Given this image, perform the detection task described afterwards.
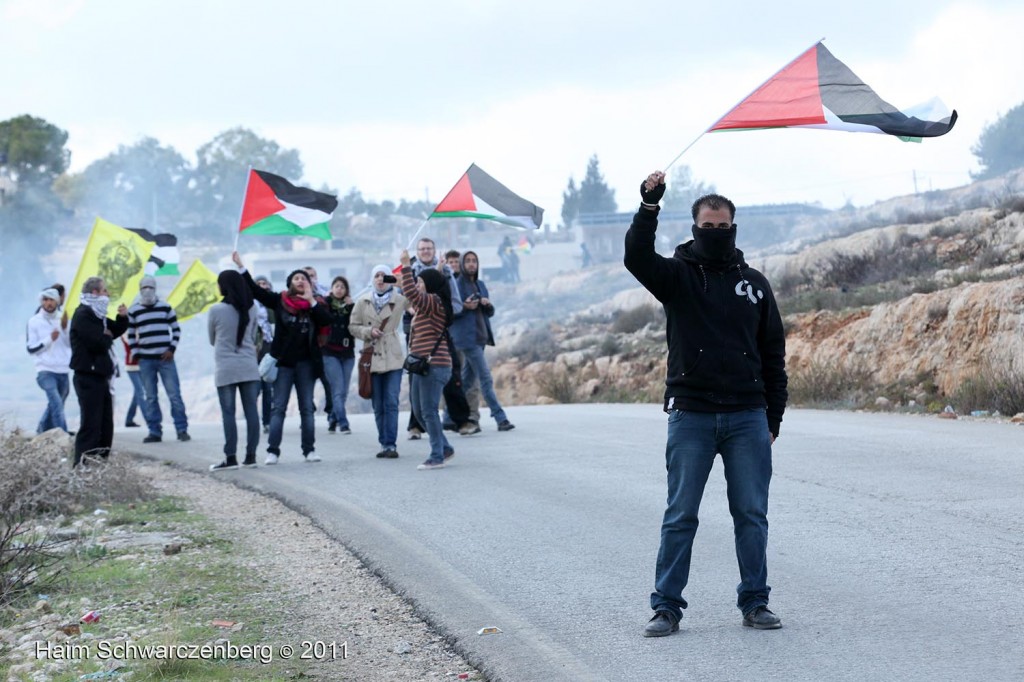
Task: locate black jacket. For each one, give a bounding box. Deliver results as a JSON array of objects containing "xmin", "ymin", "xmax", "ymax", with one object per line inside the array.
[
  {"xmin": 244, "ymin": 270, "xmax": 331, "ymax": 368},
  {"xmin": 69, "ymin": 304, "xmax": 128, "ymax": 376},
  {"xmin": 624, "ymin": 207, "xmax": 788, "ymax": 436}
]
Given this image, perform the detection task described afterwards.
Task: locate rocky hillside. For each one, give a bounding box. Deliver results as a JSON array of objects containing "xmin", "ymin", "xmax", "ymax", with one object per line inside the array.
[{"xmin": 487, "ymin": 172, "xmax": 1024, "ymax": 415}]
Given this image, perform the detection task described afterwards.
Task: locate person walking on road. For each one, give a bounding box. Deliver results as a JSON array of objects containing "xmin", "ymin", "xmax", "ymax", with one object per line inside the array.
[
  {"xmin": 350, "ymin": 265, "xmax": 410, "ymax": 458},
  {"xmin": 208, "ymin": 270, "xmax": 262, "ymax": 472},
  {"xmin": 624, "ymin": 171, "xmax": 788, "ymax": 636},
  {"xmin": 234, "ymin": 251, "xmax": 331, "ymax": 465}
]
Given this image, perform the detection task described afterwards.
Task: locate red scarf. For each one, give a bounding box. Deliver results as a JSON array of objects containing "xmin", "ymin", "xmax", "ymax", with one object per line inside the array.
[{"xmin": 281, "ymin": 292, "xmax": 312, "ymax": 315}]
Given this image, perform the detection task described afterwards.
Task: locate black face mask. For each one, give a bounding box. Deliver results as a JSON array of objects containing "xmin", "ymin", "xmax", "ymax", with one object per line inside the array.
[{"xmin": 691, "ymin": 224, "xmax": 737, "ymax": 262}]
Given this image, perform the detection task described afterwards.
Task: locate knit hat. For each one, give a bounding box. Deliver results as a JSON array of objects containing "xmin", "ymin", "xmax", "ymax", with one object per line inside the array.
[
  {"xmin": 139, "ymin": 276, "xmax": 157, "ymax": 290},
  {"xmin": 286, "ymin": 269, "xmax": 309, "ymax": 290},
  {"xmin": 40, "ymin": 287, "xmax": 60, "ymax": 302},
  {"xmin": 254, "ymin": 274, "xmax": 270, "ymax": 285}
]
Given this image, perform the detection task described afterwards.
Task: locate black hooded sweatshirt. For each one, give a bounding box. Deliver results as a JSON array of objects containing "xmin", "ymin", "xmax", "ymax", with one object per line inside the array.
[{"xmin": 624, "ymin": 207, "xmax": 788, "ymax": 437}]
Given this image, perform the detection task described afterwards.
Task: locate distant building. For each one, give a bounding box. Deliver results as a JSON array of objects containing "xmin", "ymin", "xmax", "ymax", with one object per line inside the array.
[{"xmin": 242, "ymin": 241, "xmax": 366, "ymax": 291}]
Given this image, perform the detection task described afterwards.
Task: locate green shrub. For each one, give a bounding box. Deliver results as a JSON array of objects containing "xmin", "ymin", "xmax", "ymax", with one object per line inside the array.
[
  {"xmin": 612, "ymin": 305, "xmax": 662, "ymax": 334},
  {"xmin": 787, "ymin": 359, "xmax": 876, "ymax": 407},
  {"xmin": 952, "ymin": 364, "xmax": 1024, "ymax": 415},
  {"xmin": 537, "ymin": 368, "xmax": 578, "ymax": 403}
]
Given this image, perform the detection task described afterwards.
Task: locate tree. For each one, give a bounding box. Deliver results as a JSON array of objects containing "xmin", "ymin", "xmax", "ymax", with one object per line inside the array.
[
  {"xmin": 188, "ymin": 127, "xmax": 303, "ymax": 238},
  {"xmin": 60, "ymin": 137, "xmax": 191, "ymax": 230},
  {"xmin": 662, "ymin": 165, "xmax": 716, "ymax": 216},
  {"xmin": 0, "ymin": 115, "xmax": 69, "ymax": 188},
  {"xmin": 971, "ymin": 102, "xmax": 1024, "ymax": 180},
  {"xmin": 577, "ymin": 155, "xmax": 617, "ymax": 214},
  {"xmin": 560, "ymin": 177, "xmax": 580, "ymax": 230},
  {"xmin": 0, "ymin": 115, "xmax": 71, "ymax": 298}
]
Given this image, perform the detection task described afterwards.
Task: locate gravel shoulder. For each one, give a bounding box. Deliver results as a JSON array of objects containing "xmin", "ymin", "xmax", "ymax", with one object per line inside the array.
[{"xmin": 143, "ymin": 461, "xmax": 484, "ymax": 681}]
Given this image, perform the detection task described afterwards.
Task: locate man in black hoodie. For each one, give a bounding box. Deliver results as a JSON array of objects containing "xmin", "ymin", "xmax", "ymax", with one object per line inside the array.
[{"xmin": 624, "ymin": 171, "xmax": 788, "ymax": 637}]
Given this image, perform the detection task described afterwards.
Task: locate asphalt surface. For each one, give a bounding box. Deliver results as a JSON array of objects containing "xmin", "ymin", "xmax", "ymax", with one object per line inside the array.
[{"xmin": 122, "ymin": 405, "xmax": 1024, "ymax": 682}]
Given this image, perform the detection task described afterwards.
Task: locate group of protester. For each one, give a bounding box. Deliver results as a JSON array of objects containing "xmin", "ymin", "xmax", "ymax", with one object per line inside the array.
[
  {"xmin": 27, "ymin": 237, "xmax": 515, "ymax": 473},
  {"xmin": 30, "ymin": 173, "xmax": 791, "ymax": 635}
]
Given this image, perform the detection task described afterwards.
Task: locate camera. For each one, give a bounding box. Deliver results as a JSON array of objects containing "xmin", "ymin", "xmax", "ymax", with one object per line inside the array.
[{"xmin": 382, "ymin": 274, "xmax": 397, "ymax": 284}]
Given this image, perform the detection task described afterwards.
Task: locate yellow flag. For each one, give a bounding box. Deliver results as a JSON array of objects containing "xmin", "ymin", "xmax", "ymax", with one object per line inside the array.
[
  {"xmin": 67, "ymin": 217, "xmax": 155, "ymax": 318},
  {"xmin": 166, "ymin": 260, "xmax": 221, "ymax": 322}
]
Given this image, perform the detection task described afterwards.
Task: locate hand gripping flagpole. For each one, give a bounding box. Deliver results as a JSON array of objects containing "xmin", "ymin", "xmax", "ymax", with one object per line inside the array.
[{"xmin": 663, "ymin": 38, "xmax": 825, "ymax": 173}]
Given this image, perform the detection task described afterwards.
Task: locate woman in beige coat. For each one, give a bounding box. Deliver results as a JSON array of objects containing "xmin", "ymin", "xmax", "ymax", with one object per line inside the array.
[{"xmin": 350, "ymin": 265, "xmax": 410, "ymax": 458}]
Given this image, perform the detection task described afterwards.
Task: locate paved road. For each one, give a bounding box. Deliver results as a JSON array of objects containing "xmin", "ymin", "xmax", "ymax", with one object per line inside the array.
[{"xmin": 124, "ymin": 405, "xmax": 1024, "ymax": 682}]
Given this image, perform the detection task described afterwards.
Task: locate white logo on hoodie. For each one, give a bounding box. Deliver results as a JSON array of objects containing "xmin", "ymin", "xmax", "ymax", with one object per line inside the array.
[{"xmin": 735, "ymin": 280, "xmax": 763, "ymax": 304}]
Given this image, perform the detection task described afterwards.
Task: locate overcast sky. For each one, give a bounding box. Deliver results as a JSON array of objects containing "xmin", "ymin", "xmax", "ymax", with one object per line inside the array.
[{"xmin": 3, "ymin": 0, "xmax": 1022, "ymax": 222}]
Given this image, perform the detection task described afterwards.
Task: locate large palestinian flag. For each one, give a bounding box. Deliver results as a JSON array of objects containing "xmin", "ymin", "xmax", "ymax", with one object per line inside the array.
[
  {"xmin": 126, "ymin": 228, "xmax": 179, "ymax": 276},
  {"xmin": 238, "ymin": 170, "xmax": 338, "ymax": 240},
  {"xmin": 709, "ymin": 42, "xmax": 957, "ymax": 141},
  {"xmin": 431, "ymin": 164, "xmax": 544, "ymax": 229}
]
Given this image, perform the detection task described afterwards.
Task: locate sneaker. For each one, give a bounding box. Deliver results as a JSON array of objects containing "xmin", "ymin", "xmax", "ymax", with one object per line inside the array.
[
  {"xmin": 177, "ymin": 431, "xmax": 191, "ymax": 442},
  {"xmin": 408, "ymin": 429, "xmax": 423, "ymax": 440},
  {"xmin": 443, "ymin": 446, "xmax": 455, "ymax": 461},
  {"xmin": 643, "ymin": 611, "xmax": 680, "ymax": 638},
  {"xmin": 305, "ymin": 452, "xmax": 322, "ymax": 462},
  {"xmin": 125, "ymin": 421, "xmax": 140, "ymax": 428},
  {"xmin": 143, "ymin": 434, "xmax": 162, "ymax": 443},
  {"xmin": 442, "ymin": 421, "xmax": 458, "ymax": 432},
  {"xmin": 265, "ymin": 453, "xmax": 279, "ymax": 466},
  {"xmin": 497, "ymin": 420, "xmax": 515, "ymax": 432},
  {"xmin": 742, "ymin": 606, "xmax": 782, "ymax": 630},
  {"xmin": 209, "ymin": 460, "xmax": 239, "ymax": 472},
  {"xmin": 242, "ymin": 457, "xmax": 258, "ymax": 469},
  {"xmin": 459, "ymin": 423, "xmax": 481, "ymax": 436},
  {"xmin": 381, "ymin": 448, "xmax": 399, "ymax": 459},
  {"xmin": 416, "ymin": 459, "xmax": 446, "ymax": 470},
  {"xmin": 339, "ymin": 427, "xmax": 352, "ymax": 435},
  {"xmin": 328, "ymin": 422, "xmax": 337, "ymax": 433}
]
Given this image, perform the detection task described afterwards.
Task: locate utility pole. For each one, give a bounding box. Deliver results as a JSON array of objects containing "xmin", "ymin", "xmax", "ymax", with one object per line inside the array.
[{"xmin": 912, "ymin": 170, "xmax": 919, "ymax": 194}]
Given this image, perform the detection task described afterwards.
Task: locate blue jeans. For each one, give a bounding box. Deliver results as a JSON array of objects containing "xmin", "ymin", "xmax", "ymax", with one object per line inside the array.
[
  {"xmin": 322, "ymin": 355, "xmax": 354, "ymax": 430},
  {"xmin": 371, "ymin": 369, "xmax": 403, "ymax": 450},
  {"xmin": 125, "ymin": 370, "xmax": 149, "ymax": 425},
  {"xmin": 409, "ymin": 364, "xmax": 452, "ymax": 463},
  {"xmin": 652, "ymin": 408, "xmax": 773, "ymax": 618},
  {"xmin": 217, "ymin": 381, "xmax": 261, "ymax": 460},
  {"xmin": 138, "ymin": 358, "xmax": 189, "ymax": 436},
  {"xmin": 268, "ymin": 360, "xmax": 316, "ymax": 456},
  {"xmin": 461, "ymin": 345, "xmax": 507, "ymax": 424},
  {"xmin": 36, "ymin": 371, "xmax": 70, "ymax": 433},
  {"xmin": 259, "ymin": 378, "xmax": 274, "ymax": 427}
]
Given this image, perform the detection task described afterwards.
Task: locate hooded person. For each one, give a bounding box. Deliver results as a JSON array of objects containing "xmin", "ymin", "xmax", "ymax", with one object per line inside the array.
[
  {"xmin": 27, "ymin": 287, "xmax": 73, "ymax": 434},
  {"xmin": 207, "ymin": 270, "xmax": 261, "ymax": 472},
  {"xmin": 349, "ymin": 264, "xmax": 410, "ymax": 458},
  {"xmin": 232, "ymin": 251, "xmax": 332, "ymax": 464},
  {"xmin": 127, "ymin": 274, "xmax": 190, "ymax": 443},
  {"xmin": 451, "ymin": 250, "xmax": 515, "ymax": 433}
]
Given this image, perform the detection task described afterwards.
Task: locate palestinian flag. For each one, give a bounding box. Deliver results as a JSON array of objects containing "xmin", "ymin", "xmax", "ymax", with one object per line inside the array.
[
  {"xmin": 431, "ymin": 164, "xmax": 544, "ymax": 229},
  {"xmin": 238, "ymin": 170, "xmax": 338, "ymax": 240},
  {"xmin": 709, "ymin": 42, "xmax": 957, "ymax": 142},
  {"xmin": 126, "ymin": 228, "xmax": 179, "ymax": 276}
]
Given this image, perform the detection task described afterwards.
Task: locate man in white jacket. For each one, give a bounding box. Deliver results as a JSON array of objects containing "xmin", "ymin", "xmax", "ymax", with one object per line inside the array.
[{"xmin": 26, "ymin": 287, "xmax": 72, "ymax": 434}]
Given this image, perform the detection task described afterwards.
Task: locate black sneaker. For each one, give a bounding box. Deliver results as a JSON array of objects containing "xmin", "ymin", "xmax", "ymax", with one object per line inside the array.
[
  {"xmin": 210, "ymin": 460, "xmax": 239, "ymax": 472},
  {"xmin": 143, "ymin": 434, "xmax": 162, "ymax": 443},
  {"xmin": 497, "ymin": 420, "xmax": 515, "ymax": 432},
  {"xmin": 177, "ymin": 431, "xmax": 191, "ymax": 442},
  {"xmin": 242, "ymin": 456, "xmax": 258, "ymax": 468},
  {"xmin": 643, "ymin": 611, "xmax": 679, "ymax": 637},
  {"xmin": 742, "ymin": 606, "xmax": 782, "ymax": 630},
  {"xmin": 328, "ymin": 422, "xmax": 337, "ymax": 433},
  {"xmin": 125, "ymin": 421, "xmax": 140, "ymax": 428},
  {"xmin": 381, "ymin": 448, "xmax": 399, "ymax": 459},
  {"xmin": 443, "ymin": 446, "xmax": 455, "ymax": 461}
]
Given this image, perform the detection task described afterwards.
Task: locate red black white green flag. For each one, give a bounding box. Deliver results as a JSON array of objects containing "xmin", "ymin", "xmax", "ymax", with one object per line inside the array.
[
  {"xmin": 709, "ymin": 41, "xmax": 957, "ymax": 142},
  {"xmin": 431, "ymin": 164, "xmax": 544, "ymax": 229},
  {"xmin": 238, "ymin": 170, "xmax": 338, "ymax": 240}
]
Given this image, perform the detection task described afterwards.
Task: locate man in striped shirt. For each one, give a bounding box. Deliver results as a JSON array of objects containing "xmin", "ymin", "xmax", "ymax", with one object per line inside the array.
[{"xmin": 127, "ymin": 276, "xmax": 190, "ymax": 443}]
